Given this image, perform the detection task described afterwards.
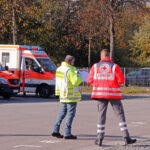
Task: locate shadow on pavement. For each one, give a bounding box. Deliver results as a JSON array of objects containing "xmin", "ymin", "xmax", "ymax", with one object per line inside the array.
[
  {"xmin": 82, "ymin": 94, "xmax": 150, "ymax": 101},
  {"xmin": 77, "ymin": 134, "xmax": 150, "ymax": 149},
  {"xmin": 123, "ymin": 94, "xmax": 150, "ymax": 100},
  {"xmin": 0, "ymin": 94, "xmax": 59, "ymax": 104},
  {"xmin": 0, "ymin": 93, "xmax": 150, "ymax": 104},
  {"xmin": 77, "ymin": 134, "xmax": 96, "ymax": 140},
  {"xmin": 0, "ymin": 94, "xmax": 91, "ymax": 104},
  {"xmin": 76, "ymin": 134, "xmax": 150, "ymax": 141},
  {"xmin": 77, "ymin": 134, "xmax": 125, "ymax": 141},
  {"xmin": 0, "ymin": 133, "xmax": 150, "ymax": 149}
]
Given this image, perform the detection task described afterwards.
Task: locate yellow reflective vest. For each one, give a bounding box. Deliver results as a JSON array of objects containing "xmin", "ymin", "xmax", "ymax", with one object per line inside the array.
[{"xmin": 55, "ymin": 62, "xmax": 82, "ymax": 103}]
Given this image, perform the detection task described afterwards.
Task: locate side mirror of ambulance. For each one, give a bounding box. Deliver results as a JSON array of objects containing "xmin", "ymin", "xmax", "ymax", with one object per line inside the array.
[
  {"xmin": 35, "ymin": 67, "xmax": 43, "ymax": 74},
  {"xmin": 39, "ymin": 67, "xmax": 44, "ymax": 74}
]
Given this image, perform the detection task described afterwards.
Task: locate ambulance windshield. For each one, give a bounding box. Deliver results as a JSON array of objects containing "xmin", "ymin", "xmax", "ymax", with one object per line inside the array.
[{"xmin": 37, "ymin": 58, "xmax": 57, "ymax": 71}]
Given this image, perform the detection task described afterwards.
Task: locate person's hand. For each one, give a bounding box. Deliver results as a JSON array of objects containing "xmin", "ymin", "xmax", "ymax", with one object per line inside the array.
[{"xmin": 75, "ymin": 70, "xmax": 79, "ymax": 74}]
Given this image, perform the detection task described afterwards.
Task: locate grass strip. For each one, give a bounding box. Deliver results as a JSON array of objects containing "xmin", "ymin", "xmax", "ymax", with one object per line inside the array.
[{"xmin": 82, "ymin": 86, "xmax": 150, "ymax": 94}]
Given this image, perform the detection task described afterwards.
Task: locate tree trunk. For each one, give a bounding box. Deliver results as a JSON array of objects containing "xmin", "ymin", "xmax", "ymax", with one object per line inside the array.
[
  {"xmin": 88, "ymin": 37, "xmax": 91, "ymax": 68},
  {"xmin": 109, "ymin": 15, "xmax": 114, "ymax": 60},
  {"xmin": 12, "ymin": 3, "xmax": 17, "ymax": 44}
]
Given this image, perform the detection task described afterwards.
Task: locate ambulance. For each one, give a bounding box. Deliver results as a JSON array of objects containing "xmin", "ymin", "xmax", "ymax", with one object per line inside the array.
[{"xmin": 0, "ymin": 45, "xmax": 57, "ymax": 98}]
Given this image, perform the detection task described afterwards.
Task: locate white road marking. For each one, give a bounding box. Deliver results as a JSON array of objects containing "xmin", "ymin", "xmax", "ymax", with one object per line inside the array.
[
  {"xmin": 131, "ymin": 122, "xmax": 145, "ymax": 125},
  {"xmin": 40, "ymin": 140, "xmax": 61, "ymax": 144},
  {"xmin": 13, "ymin": 145, "xmax": 41, "ymax": 148}
]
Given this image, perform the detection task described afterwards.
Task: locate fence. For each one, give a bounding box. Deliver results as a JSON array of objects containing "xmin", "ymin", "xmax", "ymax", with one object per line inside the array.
[{"xmin": 78, "ymin": 67, "xmax": 150, "ymax": 87}]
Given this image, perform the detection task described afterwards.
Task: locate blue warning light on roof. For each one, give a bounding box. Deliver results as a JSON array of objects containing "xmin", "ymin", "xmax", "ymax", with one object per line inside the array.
[
  {"xmin": 38, "ymin": 47, "xmax": 42, "ymax": 51},
  {"xmin": 28, "ymin": 46, "xmax": 32, "ymax": 50}
]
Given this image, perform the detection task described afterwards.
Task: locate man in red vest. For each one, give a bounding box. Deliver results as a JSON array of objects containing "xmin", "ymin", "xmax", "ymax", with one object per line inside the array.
[{"xmin": 88, "ymin": 49, "xmax": 136, "ymax": 146}]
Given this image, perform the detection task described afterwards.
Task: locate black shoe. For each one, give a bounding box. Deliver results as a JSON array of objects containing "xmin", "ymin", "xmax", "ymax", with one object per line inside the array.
[
  {"xmin": 95, "ymin": 138, "xmax": 103, "ymax": 146},
  {"xmin": 52, "ymin": 132, "xmax": 63, "ymax": 138},
  {"xmin": 64, "ymin": 134, "xmax": 77, "ymax": 139},
  {"xmin": 124, "ymin": 137, "xmax": 136, "ymax": 145}
]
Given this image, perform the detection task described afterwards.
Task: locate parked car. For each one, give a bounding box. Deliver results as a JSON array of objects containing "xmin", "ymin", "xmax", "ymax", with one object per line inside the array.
[
  {"xmin": 125, "ymin": 68, "xmax": 150, "ymax": 86},
  {"xmin": 0, "ymin": 64, "xmax": 20, "ymax": 99}
]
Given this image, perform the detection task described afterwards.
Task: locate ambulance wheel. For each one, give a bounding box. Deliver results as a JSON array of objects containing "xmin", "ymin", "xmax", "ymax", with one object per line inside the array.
[
  {"xmin": 39, "ymin": 85, "xmax": 51, "ymax": 98},
  {"xmin": 3, "ymin": 94, "xmax": 11, "ymax": 99}
]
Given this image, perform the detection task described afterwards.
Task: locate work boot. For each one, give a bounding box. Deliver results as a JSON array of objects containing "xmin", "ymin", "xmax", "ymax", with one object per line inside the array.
[
  {"xmin": 95, "ymin": 138, "xmax": 103, "ymax": 146},
  {"xmin": 52, "ymin": 132, "xmax": 63, "ymax": 138},
  {"xmin": 124, "ymin": 137, "xmax": 136, "ymax": 145}
]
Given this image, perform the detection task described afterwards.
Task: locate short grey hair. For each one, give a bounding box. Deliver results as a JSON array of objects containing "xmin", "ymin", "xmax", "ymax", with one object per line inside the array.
[
  {"xmin": 101, "ymin": 49, "xmax": 110, "ymax": 57},
  {"xmin": 64, "ymin": 55, "xmax": 75, "ymax": 64}
]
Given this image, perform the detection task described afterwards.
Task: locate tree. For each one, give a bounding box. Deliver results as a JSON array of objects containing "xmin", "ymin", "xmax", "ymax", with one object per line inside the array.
[
  {"xmin": 129, "ymin": 17, "xmax": 150, "ymax": 67},
  {"xmin": 0, "ymin": 0, "xmax": 44, "ymax": 44},
  {"xmin": 76, "ymin": 0, "xmax": 108, "ymax": 67},
  {"xmin": 98, "ymin": 0, "xmax": 150, "ymax": 60},
  {"xmin": 0, "ymin": 0, "xmax": 150, "ymax": 67},
  {"xmin": 113, "ymin": 4, "xmax": 147, "ymax": 66}
]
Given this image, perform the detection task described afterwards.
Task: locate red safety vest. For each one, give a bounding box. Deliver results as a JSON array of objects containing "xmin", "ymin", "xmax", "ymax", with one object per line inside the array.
[{"xmin": 88, "ymin": 58, "xmax": 124, "ymax": 99}]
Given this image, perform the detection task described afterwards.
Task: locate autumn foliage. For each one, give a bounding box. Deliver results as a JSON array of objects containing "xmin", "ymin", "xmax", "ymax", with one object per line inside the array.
[{"xmin": 0, "ymin": 0, "xmax": 150, "ymax": 67}]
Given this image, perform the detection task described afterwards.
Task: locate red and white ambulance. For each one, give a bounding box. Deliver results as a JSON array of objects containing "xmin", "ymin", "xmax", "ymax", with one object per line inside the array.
[{"xmin": 0, "ymin": 45, "xmax": 56, "ymax": 98}]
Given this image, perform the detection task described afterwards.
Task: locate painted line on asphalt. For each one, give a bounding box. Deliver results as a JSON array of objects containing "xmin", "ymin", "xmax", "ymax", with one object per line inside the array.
[
  {"xmin": 13, "ymin": 145, "xmax": 42, "ymax": 148},
  {"xmin": 128, "ymin": 121, "xmax": 145, "ymax": 127},
  {"xmin": 40, "ymin": 140, "xmax": 61, "ymax": 144},
  {"xmin": 131, "ymin": 122, "xmax": 145, "ymax": 125}
]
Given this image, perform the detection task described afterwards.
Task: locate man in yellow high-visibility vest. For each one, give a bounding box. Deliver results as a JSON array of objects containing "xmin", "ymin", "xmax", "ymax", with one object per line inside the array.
[{"xmin": 52, "ymin": 55, "xmax": 82, "ymax": 139}]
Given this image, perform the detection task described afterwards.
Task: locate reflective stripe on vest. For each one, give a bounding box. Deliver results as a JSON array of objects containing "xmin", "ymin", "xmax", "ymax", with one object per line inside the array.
[
  {"xmin": 92, "ymin": 92, "xmax": 122, "ymax": 96},
  {"xmin": 93, "ymin": 87, "xmax": 120, "ymax": 91},
  {"xmin": 56, "ymin": 71, "xmax": 65, "ymax": 78},
  {"xmin": 60, "ymin": 97, "xmax": 81, "ymax": 101}
]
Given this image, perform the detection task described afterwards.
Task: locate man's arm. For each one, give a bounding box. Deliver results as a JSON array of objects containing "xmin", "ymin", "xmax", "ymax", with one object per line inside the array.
[
  {"xmin": 115, "ymin": 65, "xmax": 125, "ymax": 86},
  {"xmin": 68, "ymin": 69, "xmax": 82, "ymax": 86},
  {"xmin": 88, "ymin": 65, "xmax": 95, "ymax": 85}
]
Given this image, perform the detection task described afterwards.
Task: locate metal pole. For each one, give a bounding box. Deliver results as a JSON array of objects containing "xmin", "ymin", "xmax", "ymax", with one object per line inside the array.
[{"xmin": 124, "ymin": 67, "xmax": 126, "ymax": 86}]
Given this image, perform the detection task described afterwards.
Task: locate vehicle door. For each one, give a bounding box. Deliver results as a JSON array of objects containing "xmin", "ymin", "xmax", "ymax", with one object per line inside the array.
[{"xmin": 21, "ymin": 57, "xmax": 44, "ymax": 92}]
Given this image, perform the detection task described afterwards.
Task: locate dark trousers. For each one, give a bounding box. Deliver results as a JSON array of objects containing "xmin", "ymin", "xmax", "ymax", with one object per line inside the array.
[{"xmin": 97, "ymin": 99, "xmax": 130, "ymax": 139}]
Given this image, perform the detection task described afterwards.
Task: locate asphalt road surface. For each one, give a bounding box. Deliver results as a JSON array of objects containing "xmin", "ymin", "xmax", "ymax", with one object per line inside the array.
[{"xmin": 0, "ymin": 93, "xmax": 150, "ymax": 150}]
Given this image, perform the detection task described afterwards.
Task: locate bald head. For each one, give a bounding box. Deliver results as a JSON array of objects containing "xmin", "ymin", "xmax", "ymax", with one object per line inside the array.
[
  {"xmin": 64, "ymin": 55, "xmax": 75, "ymax": 66},
  {"xmin": 100, "ymin": 49, "xmax": 110, "ymax": 59}
]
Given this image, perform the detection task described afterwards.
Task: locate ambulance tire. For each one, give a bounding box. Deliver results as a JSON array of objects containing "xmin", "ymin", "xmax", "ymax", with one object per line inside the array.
[
  {"xmin": 3, "ymin": 94, "xmax": 11, "ymax": 99},
  {"xmin": 39, "ymin": 85, "xmax": 51, "ymax": 98}
]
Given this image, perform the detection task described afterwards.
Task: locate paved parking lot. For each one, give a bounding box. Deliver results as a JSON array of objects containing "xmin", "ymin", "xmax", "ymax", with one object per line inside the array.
[{"xmin": 0, "ymin": 94, "xmax": 150, "ymax": 150}]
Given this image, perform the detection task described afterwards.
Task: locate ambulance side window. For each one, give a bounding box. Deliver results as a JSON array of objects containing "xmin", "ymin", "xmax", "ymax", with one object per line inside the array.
[
  {"xmin": 2, "ymin": 52, "xmax": 9, "ymax": 67},
  {"xmin": 25, "ymin": 58, "xmax": 39, "ymax": 72}
]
